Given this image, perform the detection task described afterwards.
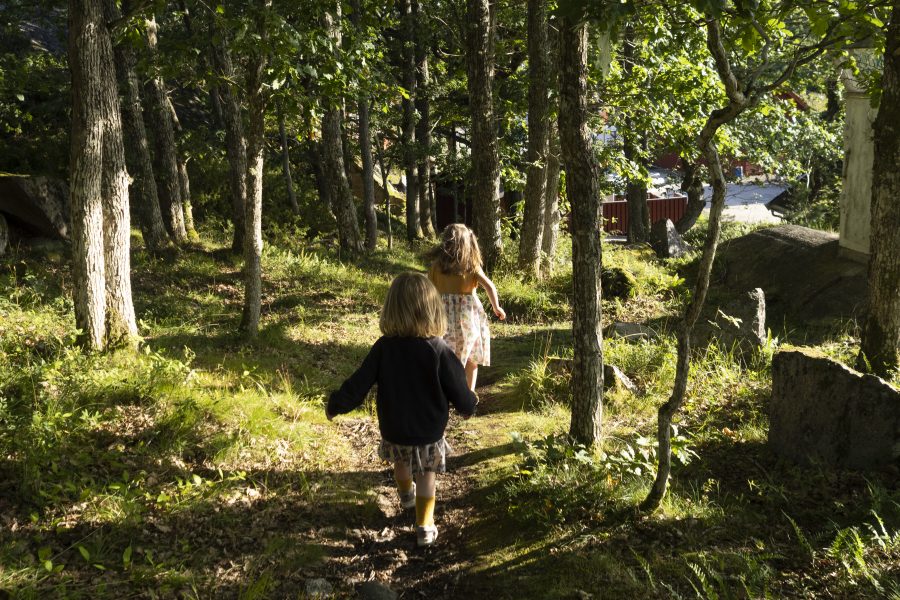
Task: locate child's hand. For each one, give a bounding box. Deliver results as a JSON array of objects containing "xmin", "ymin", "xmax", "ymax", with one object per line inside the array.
[{"xmin": 494, "ymin": 306, "xmax": 506, "ymax": 320}]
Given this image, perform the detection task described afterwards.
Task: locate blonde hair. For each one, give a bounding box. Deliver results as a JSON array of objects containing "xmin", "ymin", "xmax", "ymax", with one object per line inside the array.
[
  {"xmin": 426, "ymin": 223, "xmax": 483, "ymax": 276},
  {"xmin": 380, "ymin": 272, "xmax": 447, "ymax": 338}
]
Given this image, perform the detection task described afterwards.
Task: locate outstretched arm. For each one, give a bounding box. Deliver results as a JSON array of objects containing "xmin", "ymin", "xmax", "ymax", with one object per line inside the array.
[
  {"xmin": 475, "ymin": 266, "xmax": 506, "ymax": 320},
  {"xmin": 327, "ymin": 339, "xmax": 382, "ymax": 419}
]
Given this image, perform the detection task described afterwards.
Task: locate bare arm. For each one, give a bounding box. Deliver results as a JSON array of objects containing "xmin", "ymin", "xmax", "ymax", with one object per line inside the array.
[{"xmin": 475, "ymin": 267, "xmax": 506, "ymax": 320}]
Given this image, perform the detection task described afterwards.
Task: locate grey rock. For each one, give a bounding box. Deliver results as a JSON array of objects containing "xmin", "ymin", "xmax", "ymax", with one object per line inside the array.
[
  {"xmin": 605, "ymin": 322, "xmax": 659, "ymax": 342},
  {"xmin": 0, "ymin": 176, "xmax": 70, "ymax": 239},
  {"xmin": 305, "ymin": 578, "xmax": 333, "ymax": 598},
  {"xmin": 768, "ymin": 349, "xmax": 900, "ymax": 469},
  {"xmin": 694, "ymin": 288, "xmax": 767, "ymax": 352},
  {"xmin": 650, "ymin": 218, "xmax": 688, "ymax": 258},
  {"xmin": 604, "ymin": 363, "xmax": 639, "ymax": 395},
  {"xmin": 546, "ymin": 357, "xmax": 573, "ymax": 376},
  {"xmin": 0, "ymin": 212, "xmax": 7, "ymax": 256},
  {"xmin": 358, "ymin": 581, "xmax": 397, "ymax": 600}
]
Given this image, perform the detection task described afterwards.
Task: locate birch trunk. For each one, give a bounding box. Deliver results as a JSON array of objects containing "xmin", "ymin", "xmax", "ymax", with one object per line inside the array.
[
  {"xmin": 559, "ymin": 17, "xmax": 603, "ymax": 446},
  {"xmin": 541, "ymin": 121, "xmax": 561, "ymax": 277},
  {"xmin": 376, "ymin": 133, "xmax": 393, "ymax": 249}
]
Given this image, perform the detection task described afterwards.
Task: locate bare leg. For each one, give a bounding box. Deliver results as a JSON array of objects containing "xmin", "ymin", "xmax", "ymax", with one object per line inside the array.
[
  {"xmin": 394, "ymin": 461, "xmax": 412, "ymax": 490},
  {"xmin": 465, "ymin": 361, "xmax": 478, "ymax": 391}
]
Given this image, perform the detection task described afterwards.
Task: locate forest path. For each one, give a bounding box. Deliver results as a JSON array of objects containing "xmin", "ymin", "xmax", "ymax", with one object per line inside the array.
[{"xmin": 325, "ymin": 382, "xmax": 506, "ymax": 598}]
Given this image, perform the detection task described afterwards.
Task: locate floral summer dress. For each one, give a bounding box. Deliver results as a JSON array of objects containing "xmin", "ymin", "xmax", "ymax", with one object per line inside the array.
[{"xmin": 428, "ymin": 265, "xmax": 491, "ymax": 367}]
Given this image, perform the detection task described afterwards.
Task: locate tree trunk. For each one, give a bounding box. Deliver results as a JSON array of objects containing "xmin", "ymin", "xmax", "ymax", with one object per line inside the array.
[
  {"xmin": 99, "ymin": 12, "xmax": 137, "ymax": 346},
  {"xmin": 399, "ymin": 0, "xmax": 421, "ymax": 242},
  {"xmin": 358, "ymin": 96, "xmax": 378, "ymax": 250},
  {"xmin": 642, "ymin": 19, "xmax": 755, "ymax": 512},
  {"xmin": 68, "ymin": 0, "xmax": 108, "ymax": 350},
  {"xmin": 622, "ymin": 25, "xmax": 650, "ymax": 244},
  {"xmin": 179, "ymin": 160, "xmax": 199, "ymax": 242},
  {"xmin": 308, "ymin": 139, "xmax": 332, "ymax": 214},
  {"xmin": 350, "ymin": 0, "xmax": 377, "ymax": 250},
  {"xmin": 449, "ymin": 130, "xmax": 461, "ymax": 223},
  {"xmin": 239, "ymin": 0, "xmax": 271, "ymax": 340},
  {"xmin": 541, "ymin": 120, "xmax": 561, "ymax": 277},
  {"xmin": 466, "ymin": 0, "xmax": 502, "ymax": 273},
  {"xmin": 518, "ymin": 0, "xmax": 549, "ymax": 278},
  {"xmin": 858, "ymin": 5, "xmax": 900, "ymax": 377},
  {"xmin": 107, "ymin": 0, "xmax": 169, "ymax": 253},
  {"xmin": 323, "ymin": 5, "xmax": 363, "ymax": 256},
  {"xmin": 376, "ymin": 132, "xmax": 393, "ymax": 249},
  {"xmin": 211, "ymin": 21, "xmax": 248, "ymax": 255},
  {"xmin": 414, "ymin": 0, "xmax": 434, "ymax": 239},
  {"xmin": 278, "ymin": 103, "xmax": 300, "ymax": 213},
  {"xmin": 144, "ymin": 15, "xmax": 187, "ymax": 244},
  {"xmin": 559, "ymin": 17, "xmax": 603, "ymax": 447},
  {"xmin": 675, "ymin": 161, "xmax": 705, "ymax": 234}
]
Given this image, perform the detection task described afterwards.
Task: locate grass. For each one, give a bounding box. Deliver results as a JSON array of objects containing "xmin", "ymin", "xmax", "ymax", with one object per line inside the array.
[{"xmin": 1, "ymin": 223, "xmax": 898, "ymax": 598}]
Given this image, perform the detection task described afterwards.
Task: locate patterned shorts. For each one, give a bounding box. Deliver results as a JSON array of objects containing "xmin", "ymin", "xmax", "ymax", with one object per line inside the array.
[
  {"xmin": 378, "ymin": 437, "xmax": 452, "ymax": 474},
  {"xmin": 442, "ymin": 293, "xmax": 491, "ymax": 367}
]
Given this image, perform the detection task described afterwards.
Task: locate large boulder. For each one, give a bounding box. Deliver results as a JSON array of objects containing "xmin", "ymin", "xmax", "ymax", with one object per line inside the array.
[
  {"xmin": 768, "ymin": 348, "xmax": 900, "ymax": 469},
  {"xmin": 0, "ymin": 175, "xmax": 70, "ymax": 239},
  {"xmin": 650, "ymin": 218, "xmax": 689, "ymax": 259},
  {"xmin": 605, "ymin": 322, "xmax": 659, "ymax": 342}
]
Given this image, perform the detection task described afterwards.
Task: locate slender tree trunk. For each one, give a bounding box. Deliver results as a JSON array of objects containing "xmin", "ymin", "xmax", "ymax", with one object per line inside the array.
[
  {"xmin": 559, "ymin": 17, "xmax": 603, "ymax": 446},
  {"xmin": 178, "ymin": 160, "xmax": 199, "ymax": 242},
  {"xmin": 106, "ymin": 0, "xmax": 169, "ymax": 253},
  {"xmin": 858, "ymin": 5, "xmax": 900, "ymax": 377},
  {"xmin": 211, "ymin": 21, "xmax": 248, "ymax": 254},
  {"xmin": 323, "ymin": 5, "xmax": 363, "ymax": 256},
  {"xmin": 541, "ymin": 120, "xmax": 561, "ymax": 277},
  {"xmin": 449, "ymin": 130, "xmax": 461, "ymax": 222},
  {"xmin": 99, "ymin": 15, "xmax": 137, "ymax": 346},
  {"xmin": 466, "ymin": 0, "xmax": 502, "ymax": 273},
  {"xmin": 414, "ymin": 0, "xmax": 434, "ymax": 239},
  {"xmin": 622, "ymin": 25, "xmax": 650, "ymax": 243},
  {"xmin": 358, "ymin": 98, "xmax": 378, "ymax": 250},
  {"xmin": 278, "ymin": 103, "xmax": 300, "ymax": 213},
  {"xmin": 518, "ymin": 0, "xmax": 549, "ymax": 278},
  {"xmin": 675, "ymin": 161, "xmax": 705, "ymax": 234},
  {"xmin": 69, "ymin": 0, "xmax": 108, "ymax": 350},
  {"xmin": 144, "ymin": 15, "xmax": 187, "ymax": 244},
  {"xmin": 309, "ymin": 139, "xmax": 332, "ymax": 214},
  {"xmin": 399, "ymin": 0, "xmax": 421, "ymax": 241},
  {"xmin": 376, "ymin": 132, "xmax": 393, "ymax": 249},
  {"xmin": 350, "ymin": 0, "xmax": 378, "ymax": 250},
  {"xmin": 642, "ymin": 19, "xmax": 756, "ymax": 512},
  {"xmin": 239, "ymin": 0, "xmax": 271, "ymax": 339}
]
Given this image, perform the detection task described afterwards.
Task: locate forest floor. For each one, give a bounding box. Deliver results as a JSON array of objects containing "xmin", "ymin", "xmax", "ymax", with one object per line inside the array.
[{"xmin": 1, "ymin": 224, "xmax": 899, "ymax": 599}]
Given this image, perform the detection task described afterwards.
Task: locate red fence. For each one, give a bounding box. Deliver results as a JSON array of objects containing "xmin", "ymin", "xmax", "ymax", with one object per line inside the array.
[{"xmin": 601, "ymin": 195, "xmax": 688, "ymax": 234}]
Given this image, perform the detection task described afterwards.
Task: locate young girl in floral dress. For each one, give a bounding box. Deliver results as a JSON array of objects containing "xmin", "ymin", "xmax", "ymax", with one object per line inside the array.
[
  {"xmin": 427, "ymin": 224, "xmax": 506, "ymax": 391},
  {"xmin": 327, "ymin": 272, "xmax": 477, "ymax": 547}
]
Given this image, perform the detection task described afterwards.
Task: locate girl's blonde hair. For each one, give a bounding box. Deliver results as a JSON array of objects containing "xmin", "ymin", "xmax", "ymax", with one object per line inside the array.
[
  {"xmin": 426, "ymin": 223, "xmax": 483, "ymax": 276},
  {"xmin": 380, "ymin": 272, "xmax": 447, "ymax": 338}
]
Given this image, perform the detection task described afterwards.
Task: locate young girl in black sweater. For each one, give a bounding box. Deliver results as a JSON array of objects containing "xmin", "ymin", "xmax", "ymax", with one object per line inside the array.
[{"xmin": 327, "ymin": 272, "xmax": 477, "ymax": 547}]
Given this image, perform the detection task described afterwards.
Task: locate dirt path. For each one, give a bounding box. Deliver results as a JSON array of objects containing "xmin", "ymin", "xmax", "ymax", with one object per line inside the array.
[{"xmin": 325, "ymin": 389, "xmax": 496, "ymax": 599}]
